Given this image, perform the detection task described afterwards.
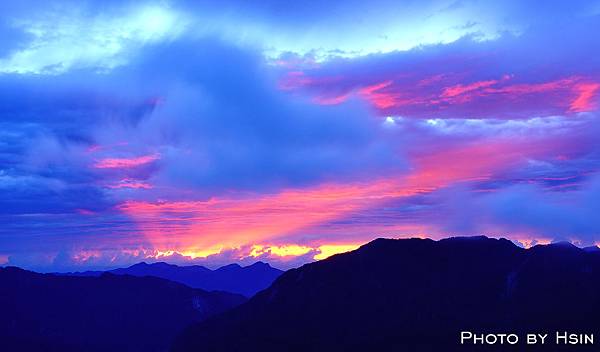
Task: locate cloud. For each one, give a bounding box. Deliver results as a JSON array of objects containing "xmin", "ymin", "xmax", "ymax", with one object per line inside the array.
[
  {"xmin": 279, "ymin": 17, "xmax": 600, "ymax": 119},
  {"xmin": 98, "ymin": 39, "xmax": 407, "ymax": 193},
  {"xmin": 436, "ymin": 174, "xmax": 600, "ymax": 245},
  {"xmin": 0, "ymin": 2, "xmax": 189, "ymax": 73},
  {"xmin": 3, "ymin": 0, "xmax": 597, "ymax": 72},
  {"xmin": 0, "ymin": 36, "xmax": 407, "ymax": 269},
  {"xmin": 0, "ymin": 36, "xmax": 407, "ymax": 209},
  {"xmin": 94, "ymin": 153, "xmax": 160, "ymax": 169},
  {"xmin": 0, "ymin": 20, "xmax": 33, "ymax": 58}
]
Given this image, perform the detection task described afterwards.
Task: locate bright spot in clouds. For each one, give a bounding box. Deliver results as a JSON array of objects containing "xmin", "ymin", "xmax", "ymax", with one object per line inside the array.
[
  {"xmin": 314, "ymin": 244, "xmax": 362, "ymax": 260},
  {"xmin": 0, "ymin": 4, "xmax": 187, "ymax": 73}
]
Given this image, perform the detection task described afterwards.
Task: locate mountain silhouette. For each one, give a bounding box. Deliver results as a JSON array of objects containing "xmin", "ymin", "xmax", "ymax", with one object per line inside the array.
[
  {"xmin": 65, "ymin": 261, "xmax": 282, "ymax": 297},
  {"xmin": 173, "ymin": 236, "xmax": 600, "ymax": 352},
  {"xmin": 0, "ymin": 267, "xmax": 246, "ymax": 352}
]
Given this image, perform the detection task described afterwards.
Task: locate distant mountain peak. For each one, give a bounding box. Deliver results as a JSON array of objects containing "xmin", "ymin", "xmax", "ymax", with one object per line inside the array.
[
  {"xmin": 246, "ymin": 261, "xmax": 272, "ymax": 268},
  {"xmin": 62, "ymin": 260, "xmax": 283, "ymax": 297},
  {"xmin": 217, "ymin": 263, "xmax": 242, "ymax": 270},
  {"xmin": 548, "ymin": 240, "xmax": 579, "ymax": 248},
  {"xmin": 150, "ymin": 261, "xmax": 177, "ymax": 267},
  {"xmin": 532, "ymin": 240, "xmax": 582, "ymax": 250}
]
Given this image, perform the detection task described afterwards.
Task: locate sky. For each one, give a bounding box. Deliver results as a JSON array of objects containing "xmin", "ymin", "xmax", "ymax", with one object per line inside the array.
[{"xmin": 1, "ymin": 0, "xmax": 600, "ymax": 271}]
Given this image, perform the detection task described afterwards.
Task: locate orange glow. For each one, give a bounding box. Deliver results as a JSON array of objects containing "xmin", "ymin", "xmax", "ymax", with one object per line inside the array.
[
  {"xmin": 118, "ymin": 183, "xmax": 388, "ymax": 250},
  {"xmin": 0, "ymin": 254, "xmax": 8, "ymax": 265},
  {"xmin": 118, "ymin": 170, "xmax": 455, "ymax": 252},
  {"xmin": 118, "ymin": 136, "xmax": 564, "ymax": 255}
]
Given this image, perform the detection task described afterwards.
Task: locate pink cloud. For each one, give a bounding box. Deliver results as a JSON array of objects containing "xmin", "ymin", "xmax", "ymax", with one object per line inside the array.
[
  {"xmin": 115, "ymin": 132, "xmax": 573, "ymax": 256},
  {"xmin": 93, "ymin": 153, "xmax": 160, "ymax": 169},
  {"xmin": 441, "ymin": 79, "xmax": 499, "ymax": 98},
  {"xmin": 86, "ymin": 144, "xmax": 102, "ymax": 153},
  {"xmin": 358, "ymin": 81, "xmax": 398, "ymax": 109},
  {"xmin": 313, "ymin": 93, "xmax": 350, "ymax": 105},
  {"xmin": 570, "ymin": 82, "xmax": 600, "ymax": 112},
  {"xmin": 106, "ymin": 178, "xmax": 153, "ymax": 189},
  {"xmin": 282, "ymin": 67, "xmax": 600, "ymax": 118}
]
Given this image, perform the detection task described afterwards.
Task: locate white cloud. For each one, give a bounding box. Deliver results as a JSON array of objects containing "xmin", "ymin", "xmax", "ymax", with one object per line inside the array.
[
  {"xmin": 0, "ymin": 0, "xmax": 525, "ymax": 74},
  {"xmin": 0, "ymin": 4, "xmax": 188, "ymax": 74}
]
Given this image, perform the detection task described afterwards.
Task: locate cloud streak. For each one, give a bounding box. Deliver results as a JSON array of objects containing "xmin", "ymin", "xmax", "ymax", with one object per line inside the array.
[{"xmin": 94, "ymin": 154, "xmax": 160, "ymax": 169}]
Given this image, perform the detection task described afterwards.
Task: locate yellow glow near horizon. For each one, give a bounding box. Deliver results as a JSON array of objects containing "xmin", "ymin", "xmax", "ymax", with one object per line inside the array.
[
  {"xmin": 314, "ymin": 244, "xmax": 361, "ymax": 260},
  {"xmin": 153, "ymin": 246, "xmax": 223, "ymax": 259},
  {"xmin": 249, "ymin": 244, "xmax": 313, "ymax": 258},
  {"xmin": 179, "ymin": 247, "xmax": 223, "ymax": 259},
  {"xmin": 149, "ymin": 242, "xmax": 364, "ymax": 262},
  {"xmin": 108, "ymin": 240, "xmax": 369, "ymax": 267}
]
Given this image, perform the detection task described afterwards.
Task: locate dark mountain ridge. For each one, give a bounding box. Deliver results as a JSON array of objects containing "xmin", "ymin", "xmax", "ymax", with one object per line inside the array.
[
  {"xmin": 0, "ymin": 267, "xmax": 246, "ymax": 352},
  {"xmin": 64, "ymin": 261, "xmax": 283, "ymax": 297},
  {"xmin": 173, "ymin": 236, "xmax": 600, "ymax": 351}
]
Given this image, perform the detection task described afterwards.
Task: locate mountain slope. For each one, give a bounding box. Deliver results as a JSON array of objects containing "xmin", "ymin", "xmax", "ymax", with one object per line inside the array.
[
  {"xmin": 66, "ymin": 261, "xmax": 283, "ymax": 297},
  {"xmin": 173, "ymin": 236, "xmax": 600, "ymax": 352},
  {"xmin": 0, "ymin": 267, "xmax": 246, "ymax": 352}
]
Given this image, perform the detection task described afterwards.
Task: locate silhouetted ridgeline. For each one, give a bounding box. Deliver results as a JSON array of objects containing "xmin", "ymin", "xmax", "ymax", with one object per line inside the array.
[
  {"xmin": 0, "ymin": 268, "xmax": 246, "ymax": 352},
  {"xmin": 173, "ymin": 237, "xmax": 600, "ymax": 352},
  {"xmin": 64, "ymin": 261, "xmax": 283, "ymax": 297}
]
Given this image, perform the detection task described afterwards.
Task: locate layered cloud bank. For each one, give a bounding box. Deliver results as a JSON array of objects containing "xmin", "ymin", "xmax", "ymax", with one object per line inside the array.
[{"xmin": 1, "ymin": 0, "xmax": 600, "ymax": 271}]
